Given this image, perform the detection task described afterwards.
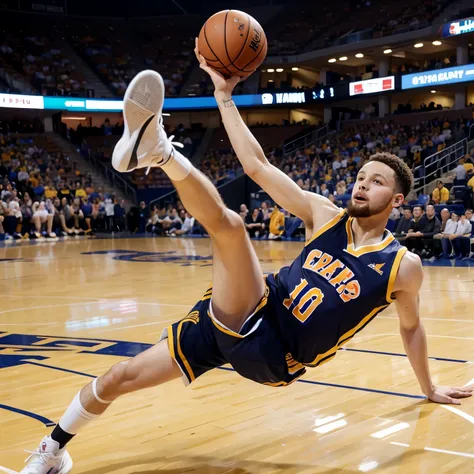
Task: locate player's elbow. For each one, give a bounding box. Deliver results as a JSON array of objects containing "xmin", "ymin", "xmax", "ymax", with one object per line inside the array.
[{"xmin": 243, "ymin": 157, "xmax": 268, "ymax": 178}]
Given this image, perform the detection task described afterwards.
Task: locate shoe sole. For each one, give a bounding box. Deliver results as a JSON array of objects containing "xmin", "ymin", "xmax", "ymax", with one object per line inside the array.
[
  {"xmin": 57, "ymin": 450, "xmax": 73, "ymax": 474},
  {"xmin": 112, "ymin": 70, "xmax": 165, "ymax": 172}
]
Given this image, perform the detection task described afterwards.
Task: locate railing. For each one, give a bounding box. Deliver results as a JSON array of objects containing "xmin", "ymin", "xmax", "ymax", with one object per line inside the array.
[
  {"xmin": 413, "ymin": 138, "xmax": 467, "ymax": 194},
  {"xmin": 86, "ymin": 149, "xmax": 137, "ymax": 203},
  {"xmin": 283, "ymin": 124, "xmax": 329, "ymax": 155}
]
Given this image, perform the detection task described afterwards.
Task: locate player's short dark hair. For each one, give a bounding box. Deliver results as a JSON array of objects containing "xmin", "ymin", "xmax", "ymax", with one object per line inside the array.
[{"xmin": 368, "ymin": 152, "xmax": 414, "ymax": 198}]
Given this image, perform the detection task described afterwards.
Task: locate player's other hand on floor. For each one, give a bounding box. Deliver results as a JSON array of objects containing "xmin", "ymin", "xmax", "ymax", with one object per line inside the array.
[
  {"xmin": 194, "ymin": 38, "xmax": 240, "ymax": 96},
  {"xmin": 427, "ymin": 385, "xmax": 473, "ymax": 405}
]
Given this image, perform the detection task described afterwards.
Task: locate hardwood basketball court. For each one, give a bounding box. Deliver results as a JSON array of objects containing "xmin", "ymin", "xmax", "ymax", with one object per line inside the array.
[{"xmin": 0, "ymin": 237, "xmax": 473, "ymax": 473}]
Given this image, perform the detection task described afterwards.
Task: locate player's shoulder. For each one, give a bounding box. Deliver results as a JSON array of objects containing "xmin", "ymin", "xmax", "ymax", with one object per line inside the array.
[{"xmin": 394, "ymin": 249, "xmax": 423, "ymax": 292}]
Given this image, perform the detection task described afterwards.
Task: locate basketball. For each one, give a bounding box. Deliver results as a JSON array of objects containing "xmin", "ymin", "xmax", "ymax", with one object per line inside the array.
[{"xmin": 198, "ymin": 10, "xmax": 267, "ymax": 79}]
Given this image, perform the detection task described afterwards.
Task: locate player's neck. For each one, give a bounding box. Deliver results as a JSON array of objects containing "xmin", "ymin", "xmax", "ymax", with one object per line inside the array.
[{"xmin": 351, "ymin": 216, "xmax": 388, "ymax": 247}]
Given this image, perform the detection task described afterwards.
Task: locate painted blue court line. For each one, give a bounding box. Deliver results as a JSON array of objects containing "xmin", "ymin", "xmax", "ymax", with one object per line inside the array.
[
  {"xmin": 0, "ymin": 404, "xmax": 55, "ymax": 427},
  {"xmin": 340, "ymin": 347, "xmax": 469, "ymax": 364},
  {"xmin": 216, "ymin": 366, "xmax": 426, "ymax": 399},
  {"xmin": 28, "ymin": 361, "xmax": 96, "ymax": 378}
]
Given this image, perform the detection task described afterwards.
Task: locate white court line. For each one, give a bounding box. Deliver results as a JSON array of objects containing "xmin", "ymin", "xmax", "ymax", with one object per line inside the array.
[
  {"xmin": 379, "ymin": 316, "xmax": 474, "ymax": 323},
  {"xmin": 424, "ymin": 447, "xmax": 474, "ymax": 459},
  {"xmin": 441, "ymin": 405, "xmax": 474, "ymax": 425},
  {"xmin": 0, "ymin": 466, "xmax": 19, "ymax": 474},
  {"xmin": 0, "ymin": 302, "xmax": 101, "ymax": 316},
  {"xmin": 390, "ymin": 442, "xmax": 474, "ymax": 459},
  {"xmin": 0, "ymin": 301, "xmax": 192, "ymax": 319},
  {"xmin": 0, "ymin": 295, "xmax": 192, "ymax": 308},
  {"xmin": 463, "ymin": 377, "xmax": 474, "ymax": 387},
  {"xmin": 93, "ymin": 316, "xmax": 183, "ymax": 333},
  {"xmin": 350, "ymin": 332, "xmax": 474, "ymax": 342}
]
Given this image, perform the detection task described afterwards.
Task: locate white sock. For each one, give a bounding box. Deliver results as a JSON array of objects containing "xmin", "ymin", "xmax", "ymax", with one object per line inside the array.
[
  {"xmin": 161, "ymin": 149, "xmax": 192, "ymax": 181},
  {"xmin": 58, "ymin": 391, "xmax": 100, "ymax": 435}
]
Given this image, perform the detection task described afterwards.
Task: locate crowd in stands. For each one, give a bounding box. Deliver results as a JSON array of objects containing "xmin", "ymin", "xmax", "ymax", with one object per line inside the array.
[
  {"xmin": 0, "ymin": 126, "xmax": 127, "ymax": 241},
  {"xmin": 0, "ymin": 28, "xmax": 87, "ymax": 96},
  {"xmin": 391, "ymin": 205, "xmax": 474, "ymax": 260}
]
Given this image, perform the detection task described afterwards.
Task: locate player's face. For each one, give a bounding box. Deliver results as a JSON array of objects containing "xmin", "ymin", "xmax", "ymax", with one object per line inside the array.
[{"xmin": 348, "ymin": 162, "xmax": 403, "ymax": 218}]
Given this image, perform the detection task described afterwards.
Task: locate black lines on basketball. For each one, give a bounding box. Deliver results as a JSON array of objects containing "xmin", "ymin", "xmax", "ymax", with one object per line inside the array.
[
  {"xmin": 241, "ymin": 33, "xmax": 267, "ymax": 71},
  {"xmin": 230, "ymin": 11, "xmax": 252, "ymax": 72},
  {"xmin": 203, "ymin": 22, "xmax": 233, "ymax": 77}
]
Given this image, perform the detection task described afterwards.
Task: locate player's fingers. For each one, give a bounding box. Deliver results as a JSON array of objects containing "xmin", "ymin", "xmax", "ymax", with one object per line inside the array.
[
  {"xmin": 446, "ymin": 396, "xmax": 462, "ymax": 404},
  {"xmin": 451, "ymin": 390, "xmax": 472, "ymax": 398}
]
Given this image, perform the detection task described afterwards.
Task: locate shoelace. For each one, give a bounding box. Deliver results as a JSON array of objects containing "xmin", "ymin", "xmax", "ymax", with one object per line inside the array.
[
  {"xmin": 145, "ymin": 120, "xmax": 184, "ymax": 176},
  {"xmin": 24, "ymin": 449, "xmax": 58, "ymax": 466}
]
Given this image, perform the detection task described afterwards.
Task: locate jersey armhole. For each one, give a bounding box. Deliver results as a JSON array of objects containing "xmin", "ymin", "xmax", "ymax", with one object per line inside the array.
[{"xmin": 386, "ymin": 247, "xmax": 408, "ymax": 303}]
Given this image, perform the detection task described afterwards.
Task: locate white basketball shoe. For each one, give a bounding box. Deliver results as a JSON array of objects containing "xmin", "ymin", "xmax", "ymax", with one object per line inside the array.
[
  {"xmin": 21, "ymin": 436, "xmax": 72, "ymax": 474},
  {"xmin": 112, "ymin": 70, "xmax": 183, "ymax": 175}
]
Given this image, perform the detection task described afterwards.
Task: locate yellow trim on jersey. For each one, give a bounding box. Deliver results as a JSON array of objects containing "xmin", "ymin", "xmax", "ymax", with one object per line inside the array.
[
  {"xmin": 386, "ymin": 247, "xmax": 408, "ymax": 303},
  {"xmin": 176, "ymin": 319, "xmax": 196, "ymax": 382},
  {"xmin": 344, "ymin": 217, "xmax": 395, "ymax": 257},
  {"xmin": 305, "ymin": 209, "xmax": 346, "ymax": 247},
  {"xmin": 307, "ymin": 304, "xmax": 389, "ymax": 367},
  {"xmin": 209, "ymin": 312, "xmax": 245, "ymax": 338},
  {"xmin": 207, "ymin": 286, "xmax": 269, "ymax": 338},
  {"xmin": 264, "ymin": 371, "xmax": 304, "ymax": 387},
  {"xmin": 167, "ymin": 325, "xmax": 177, "ymax": 363}
]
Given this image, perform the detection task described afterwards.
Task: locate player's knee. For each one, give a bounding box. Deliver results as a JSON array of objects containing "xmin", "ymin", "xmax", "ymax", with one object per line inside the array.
[
  {"xmin": 217, "ymin": 209, "xmax": 246, "ymax": 236},
  {"xmin": 101, "ymin": 361, "xmax": 131, "ymax": 396}
]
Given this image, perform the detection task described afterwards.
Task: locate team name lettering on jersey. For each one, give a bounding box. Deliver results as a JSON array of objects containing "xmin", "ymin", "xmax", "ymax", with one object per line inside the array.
[{"xmin": 302, "ymin": 249, "xmax": 361, "ymax": 302}]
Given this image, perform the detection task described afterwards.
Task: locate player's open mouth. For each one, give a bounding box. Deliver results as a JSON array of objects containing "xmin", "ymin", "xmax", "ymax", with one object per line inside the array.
[{"xmin": 353, "ymin": 194, "xmax": 367, "ymax": 204}]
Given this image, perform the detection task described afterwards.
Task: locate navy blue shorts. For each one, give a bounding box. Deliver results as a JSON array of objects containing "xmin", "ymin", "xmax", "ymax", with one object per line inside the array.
[{"xmin": 160, "ymin": 284, "xmax": 306, "ymax": 387}]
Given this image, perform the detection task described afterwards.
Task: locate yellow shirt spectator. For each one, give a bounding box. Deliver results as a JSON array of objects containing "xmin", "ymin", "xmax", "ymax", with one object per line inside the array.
[
  {"xmin": 432, "ymin": 186, "xmax": 449, "ymax": 204},
  {"xmin": 269, "ymin": 208, "xmax": 285, "ymax": 236},
  {"xmin": 463, "ymin": 162, "xmax": 473, "ymax": 172},
  {"xmin": 44, "ymin": 187, "xmax": 58, "ymax": 199},
  {"xmin": 75, "ymin": 187, "xmax": 87, "ymax": 198},
  {"xmin": 468, "ymin": 175, "xmax": 474, "ymax": 189}
]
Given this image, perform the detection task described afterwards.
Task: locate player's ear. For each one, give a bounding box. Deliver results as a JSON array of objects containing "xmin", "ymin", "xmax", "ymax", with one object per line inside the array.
[{"xmin": 393, "ymin": 193, "xmax": 404, "ymax": 208}]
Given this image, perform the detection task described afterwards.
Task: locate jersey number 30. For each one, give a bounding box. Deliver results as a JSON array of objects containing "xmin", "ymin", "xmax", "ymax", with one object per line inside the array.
[{"xmin": 283, "ymin": 279, "xmax": 324, "ymax": 323}]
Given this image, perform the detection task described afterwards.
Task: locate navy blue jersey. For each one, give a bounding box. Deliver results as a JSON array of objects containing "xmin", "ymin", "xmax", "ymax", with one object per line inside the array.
[{"xmin": 267, "ymin": 210, "xmax": 407, "ymax": 367}]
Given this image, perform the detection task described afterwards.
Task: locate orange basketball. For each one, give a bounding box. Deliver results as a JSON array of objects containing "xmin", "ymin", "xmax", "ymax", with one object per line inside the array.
[{"xmin": 198, "ymin": 10, "xmax": 267, "ymax": 79}]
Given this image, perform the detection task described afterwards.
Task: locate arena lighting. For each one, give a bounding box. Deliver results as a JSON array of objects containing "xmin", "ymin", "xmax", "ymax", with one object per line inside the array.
[
  {"xmin": 432, "ymin": 40, "xmax": 442, "ymax": 46},
  {"xmin": 339, "ymin": 56, "xmax": 348, "ymax": 61},
  {"xmin": 414, "ymin": 42, "xmax": 424, "ymax": 48},
  {"xmin": 62, "ymin": 117, "xmax": 87, "ymax": 120},
  {"xmin": 292, "ymin": 67, "xmax": 299, "ymax": 71},
  {"xmin": 268, "ymin": 79, "xmax": 274, "ymax": 82},
  {"xmin": 267, "ymin": 68, "xmax": 275, "ymax": 73},
  {"xmin": 328, "ymin": 58, "xmax": 337, "ymax": 63},
  {"xmin": 383, "ymin": 49, "xmax": 392, "ymax": 54},
  {"xmin": 355, "ymin": 53, "xmax": 364, "ymax": 58},
  {"xmin": 431, "ymin": 90, "xmax": 436, "ymax": 93},
  {"xmin": 276, "ymin": 68, "xmax": 284, "ymax": 72}
]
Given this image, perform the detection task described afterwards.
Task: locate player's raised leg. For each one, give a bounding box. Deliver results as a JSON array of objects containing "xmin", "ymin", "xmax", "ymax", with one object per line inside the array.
[{"xmin": 112, "ymin": 70, "xmax": 265, "ymax": 330}]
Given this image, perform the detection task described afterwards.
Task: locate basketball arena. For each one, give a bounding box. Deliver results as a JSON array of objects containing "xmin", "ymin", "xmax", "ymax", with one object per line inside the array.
[{"xmin": 1, "ymin": 0, "xmax": 473, "ymax": 472}]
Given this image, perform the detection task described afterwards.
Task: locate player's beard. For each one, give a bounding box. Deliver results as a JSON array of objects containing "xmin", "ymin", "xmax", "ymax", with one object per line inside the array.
[{"xmin": 346, "ymin": 196, "xmax": 392, "ymax": 218}]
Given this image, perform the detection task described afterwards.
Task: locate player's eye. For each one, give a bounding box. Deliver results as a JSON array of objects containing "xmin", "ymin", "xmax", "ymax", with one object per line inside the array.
[{"xmin": 374, "ymin": 179, "xmax": 382, "ymax": 185}]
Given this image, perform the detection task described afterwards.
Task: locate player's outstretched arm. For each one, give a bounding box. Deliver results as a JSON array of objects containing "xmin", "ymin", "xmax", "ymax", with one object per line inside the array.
[
  {"xmin": 194, "ymin": 40, "xmax": 338, "ymax": 232},
  {"xmin": 394, "ymin": 252, "xmax": 473, "ymax": 404}
]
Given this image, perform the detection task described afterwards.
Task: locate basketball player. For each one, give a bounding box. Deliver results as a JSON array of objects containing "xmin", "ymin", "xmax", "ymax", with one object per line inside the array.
[{"xmin": 20, "ymin": 47, "xmax": 472, "ymax": 472}]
